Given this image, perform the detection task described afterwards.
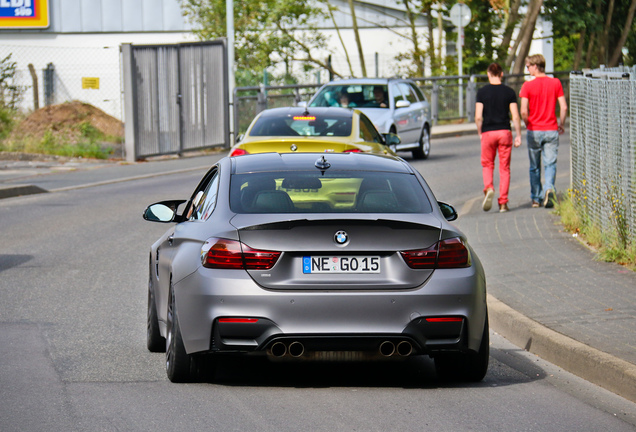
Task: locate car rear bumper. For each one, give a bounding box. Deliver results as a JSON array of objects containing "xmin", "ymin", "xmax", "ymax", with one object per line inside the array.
[
  {"xmin": 173, "ymin": 265, "xmax": 487, "ymax": 357},
  {"xmin": 211, "ymin": 316, "xmax": 469, "ymax": 359}
]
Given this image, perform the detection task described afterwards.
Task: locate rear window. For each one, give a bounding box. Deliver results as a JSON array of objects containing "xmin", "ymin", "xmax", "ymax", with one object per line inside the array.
[
  {"xmin": 230, "ymin": 171, "xmax": 432, "ymax": 214},
  {"xmin": 249, "ymin": 113, "xmax": 352, "ymax": 137}
]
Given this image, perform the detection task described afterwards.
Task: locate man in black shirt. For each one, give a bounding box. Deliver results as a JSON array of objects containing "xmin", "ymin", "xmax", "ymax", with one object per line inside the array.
[{"xmin": 475, "ymin": 63, "xmax": 522, "ymax": 212}]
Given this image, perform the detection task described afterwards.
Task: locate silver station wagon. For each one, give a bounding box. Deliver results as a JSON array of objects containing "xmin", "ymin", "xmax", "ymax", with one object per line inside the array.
[{"xmin": 306, "ymin": 78, "xmax": 433, "ymax": 159}]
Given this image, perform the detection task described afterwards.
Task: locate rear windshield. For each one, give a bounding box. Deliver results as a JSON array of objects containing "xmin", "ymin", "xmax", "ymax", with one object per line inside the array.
[
  {"xmin": 249, "ymin": 112, "xmax": 352, "ymax": 137},
  {"xmin": 230, "ymin": 171, "xmax": 432, "ymax": 214},
  {"xmin": 310, "ymin": 84, "xmax": 389, "ymax": 109}
]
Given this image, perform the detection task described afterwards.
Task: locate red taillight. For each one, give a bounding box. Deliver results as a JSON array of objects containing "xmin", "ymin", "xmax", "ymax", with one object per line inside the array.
[
  {"xmin": 230, "ymin": 148, "xmax": 249, "ymax": 157},
  {"xmin": 425, "ymin": 317, "xmax": 463, "ymax": 323},
  {"xmin": 218, "ymin": 318, "xmax": 259, "ymax": 323},
  {"xmin": 400, "ymin": 244, "xmax": 437, "ymax": 268},
  {"xmin": 201, "ymin": 238, "xmax": 280, "ymax": 270},
  {"xmin": 343, "ymin": 148, "xmax": 363, "ymax": 153},
  {"xmin": 242, "ymin": 243, "xmax": 281, "ymax": 269},
  {"xmin": 436, "ymin": 237, "xmax": 470, "ymax": 268},
  {"xmin": 400, "ymin": 237, "xmax": 470, "ymax": 269}
]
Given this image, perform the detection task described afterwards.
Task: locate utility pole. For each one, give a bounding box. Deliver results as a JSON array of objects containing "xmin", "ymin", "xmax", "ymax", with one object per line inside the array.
[{"xmin": 227, "ymin": 0, "xmax": 235, "ymax": 146}]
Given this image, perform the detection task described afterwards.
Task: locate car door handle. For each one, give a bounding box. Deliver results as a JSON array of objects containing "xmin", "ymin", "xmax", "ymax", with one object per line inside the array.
[{"xmin": 168, "ymin": 235, "xmax": 174, "ymax": 246}]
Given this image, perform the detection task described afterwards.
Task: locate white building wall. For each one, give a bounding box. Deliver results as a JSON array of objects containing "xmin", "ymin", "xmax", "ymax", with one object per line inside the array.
[{"xmin": 0, "ymin": 32, "xmax": 197, "ymax": 119}]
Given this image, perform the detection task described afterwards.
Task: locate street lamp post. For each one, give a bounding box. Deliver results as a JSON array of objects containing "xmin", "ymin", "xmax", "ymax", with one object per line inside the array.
[
  {"xmin": 449, "ymin": 3, "xmax": 471, "ymax": 119},
  {"xmin": 227, "ymin": 0, "xmax": 235, "ymax": 146}
]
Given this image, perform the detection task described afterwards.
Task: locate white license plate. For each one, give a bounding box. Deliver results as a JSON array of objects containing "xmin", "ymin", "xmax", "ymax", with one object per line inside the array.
[{"xmin": 303, "ymin": 256, "xmax": 380, "ymax": 273}]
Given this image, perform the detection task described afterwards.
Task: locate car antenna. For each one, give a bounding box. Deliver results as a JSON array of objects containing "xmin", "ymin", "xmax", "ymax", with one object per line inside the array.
[{"xmin": 315, "ymin": 155, "xmax": 331, "ymax": 172}]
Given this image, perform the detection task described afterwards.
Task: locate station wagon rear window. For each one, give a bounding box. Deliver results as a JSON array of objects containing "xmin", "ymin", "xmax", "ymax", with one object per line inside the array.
[{"xmin": 230, "ymin": 171, "xmax": 432, "ymax": 214}]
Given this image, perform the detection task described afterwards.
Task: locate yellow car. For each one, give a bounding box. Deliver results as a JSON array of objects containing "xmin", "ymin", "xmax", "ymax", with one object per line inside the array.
[{"xmin": 229, "ymin": 107, "xmax": 400, "ymax": 157}]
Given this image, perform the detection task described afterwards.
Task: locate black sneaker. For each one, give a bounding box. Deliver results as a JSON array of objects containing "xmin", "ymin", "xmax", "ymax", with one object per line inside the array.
[{"xmin": 543, "ymin": 189, "xmax": 556, "ymax": 208}]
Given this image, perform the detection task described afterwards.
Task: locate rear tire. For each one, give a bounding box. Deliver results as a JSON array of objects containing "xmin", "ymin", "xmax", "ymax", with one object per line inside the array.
[
  {"xmin": 166, "ymin": 284, "xmax": 199, "ymax": 383},
  {"xmin": 147, "ymin": 276, "xmax": 165, "ymax": 352},
  {"xmin": 434, "ymin": 315, "xmax": 489, "ymax": 382},
  {"xmin": 412, "ymin": 126, "xmax": 430, "ymax": 160}
]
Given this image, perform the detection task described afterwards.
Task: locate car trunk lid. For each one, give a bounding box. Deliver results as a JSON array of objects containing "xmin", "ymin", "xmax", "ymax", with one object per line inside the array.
[{"xmin": 231, "ymin": 214, "xmax": 441, "ymax": 290}]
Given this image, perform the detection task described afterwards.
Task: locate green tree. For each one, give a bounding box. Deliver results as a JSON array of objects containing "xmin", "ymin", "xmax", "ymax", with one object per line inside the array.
[
  {"xmin": 179, "ymin": 0, "xmax": 331, "ymax": 86},
  {"xmin": 544, "ymin": 0, "xmax": 636, "ymax": 69},
  {"xmin": 462, "ymin": 0, "xmax": 506, "ymax": 74},
  {"xmin": 0, "ymin": 54, "xmax": 25, "ymax": 139}
]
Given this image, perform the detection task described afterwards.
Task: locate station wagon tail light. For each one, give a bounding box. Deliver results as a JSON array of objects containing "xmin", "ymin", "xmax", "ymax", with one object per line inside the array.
[
  {"xmin": 201, "ymin": 238, "xmax": 281, "ymax": 270},
  {"xmin": 230, "ymin": 148, "xmax": 249, "ymax": 157},
  {"xmin": 400, "ymin": 237, "xmax": 470, "ymax": 269}
]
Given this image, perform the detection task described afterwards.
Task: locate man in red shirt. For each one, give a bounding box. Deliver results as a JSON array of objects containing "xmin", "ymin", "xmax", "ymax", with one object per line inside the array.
[{"xmin": 520, "ymin": 54, "xmax": 568, "ymax": 208}]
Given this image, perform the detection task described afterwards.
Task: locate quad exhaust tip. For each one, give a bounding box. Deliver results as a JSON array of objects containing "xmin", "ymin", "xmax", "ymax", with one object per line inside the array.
[
  {"xmin": 289, "ymin": 341, "xmax": 305, "ymax": 357},
  {"xmin": 397, "ymin": 341, "xmax": 413, "ymax": 356},
  {"xmin": 379, "ymin": 341, "xmax": 396, "ymax": 357},
  {"xmin": 271, "ymin": 342, "xmax": 287, "ymax": 357},
  {"xmin": 380, "ymin": 340, "xmax": 413, "ymax": 357},
  {"xmin": 270, "ymin": 341, "xmax": 305, "ymax": 358},
  {"xmin": 271, "ymin": 340, "xmax": 412, "ymax": 358}
]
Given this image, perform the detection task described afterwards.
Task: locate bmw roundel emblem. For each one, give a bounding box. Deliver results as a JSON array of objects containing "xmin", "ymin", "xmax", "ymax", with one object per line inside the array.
[
  {"xmin": 290, "ymin": 144, "xmax": 298, "ymax": 152},
  {"xmin": 334, "ymin": 231, "xmax": 348, "ymax": 245}
]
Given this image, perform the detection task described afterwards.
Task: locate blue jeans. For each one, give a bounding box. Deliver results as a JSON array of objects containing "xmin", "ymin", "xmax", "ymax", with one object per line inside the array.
[{"xmin": 527, "ymin": 130, "xmax": 559, "ymax": 202}]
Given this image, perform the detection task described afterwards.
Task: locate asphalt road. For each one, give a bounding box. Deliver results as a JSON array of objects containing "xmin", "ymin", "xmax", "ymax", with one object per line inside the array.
[{"xmin": 1, "ymin": 134, "xmax": 636, "ymax": 431}]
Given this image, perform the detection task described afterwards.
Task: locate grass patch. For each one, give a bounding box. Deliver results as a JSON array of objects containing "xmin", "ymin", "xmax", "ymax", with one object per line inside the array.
[
  {"xmin": 1, "ymin": 120, "xmax": 118, "ymax": 159},
  {"xmin": 554, "ymin": 190, "xmax": 635, "ymax": 271}
]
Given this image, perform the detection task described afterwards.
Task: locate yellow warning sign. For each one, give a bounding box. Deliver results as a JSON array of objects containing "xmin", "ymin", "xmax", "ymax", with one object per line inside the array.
[{"xmin": 82, "ymin": 77, "xmax": 100, "ymax": 90}]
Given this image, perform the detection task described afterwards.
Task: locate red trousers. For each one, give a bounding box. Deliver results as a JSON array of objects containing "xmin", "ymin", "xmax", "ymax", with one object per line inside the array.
[{"xmin": 481, "ymin": 130, "xmax": 513, "ymax": 205}]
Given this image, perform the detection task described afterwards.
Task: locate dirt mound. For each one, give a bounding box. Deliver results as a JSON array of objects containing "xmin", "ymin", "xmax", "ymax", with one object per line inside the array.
[{"xmin": 12, "ymin": 101, "xmax": 124, "ymax": 142}]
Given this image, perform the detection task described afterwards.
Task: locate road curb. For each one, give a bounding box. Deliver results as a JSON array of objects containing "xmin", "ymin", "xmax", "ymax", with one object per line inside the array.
[
  {"xmin": 432, "ymin": 129, "xmax": 477, "ymax": 139},
  {"xmin": 0, "ymin": 184, "xmax": 48, "ymax": 199},
  {"xmin": 488, "ymin": 293, "xmax": 636, "ymax": 403}
]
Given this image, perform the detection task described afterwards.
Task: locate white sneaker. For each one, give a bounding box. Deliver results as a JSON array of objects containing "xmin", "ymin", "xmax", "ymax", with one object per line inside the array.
[
  {"xmin": 482, "ymin": 189, "xmax": 494, "ymax": 211},
  {"xmin": 544, "ymin": 189, "xmax": 556, "ymax": 208}
]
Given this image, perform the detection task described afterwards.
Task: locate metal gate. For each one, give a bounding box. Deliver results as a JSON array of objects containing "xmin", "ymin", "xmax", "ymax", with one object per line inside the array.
[{"xmin": 121, "ymin": 40, "xmax": 229, "ymax": 161}]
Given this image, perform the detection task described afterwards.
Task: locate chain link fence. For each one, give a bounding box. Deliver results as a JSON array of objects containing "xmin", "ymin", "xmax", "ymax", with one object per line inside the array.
[
  {"xmin": 234, "ymin": 72, "xmax": 571, "ymax": 135},
  {"xmin": 569, "ymin": 67, "xmax": 636, "ymax": 245},
  {"xmin": 0, "ymin": 44, "xmax": 122, "ymax": 120}
]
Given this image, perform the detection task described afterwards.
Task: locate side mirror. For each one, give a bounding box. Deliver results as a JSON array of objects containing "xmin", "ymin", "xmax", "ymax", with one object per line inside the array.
[
  {"xmin": 395, "ymin": 100, "xmax": 411, "ymax": 109},
  {"xmin": 382, "ymin": 133, "xmax": 401, "ymax": 146},
  {"xmin": 438, "ymin": 201, "xmax": 458, "ymax": 221},
  {"xmin": 143, "ymin": 200, "xmax": 187, "ymax": 223}
]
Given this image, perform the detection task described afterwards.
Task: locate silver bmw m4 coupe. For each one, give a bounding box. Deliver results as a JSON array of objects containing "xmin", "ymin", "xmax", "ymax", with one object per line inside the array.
[{"xmin": 143, "ymin": 152, "xmax": 488, "ymax": 383}]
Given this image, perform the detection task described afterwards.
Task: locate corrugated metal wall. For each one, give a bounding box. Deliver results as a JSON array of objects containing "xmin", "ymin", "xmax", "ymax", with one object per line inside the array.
[
  {"xmin": 47, "ymin": 0, "xmax": 189, "ymax": 33},
  {"xmin": 122, "ymin": 40, "xmax": 228, "ymax": 161}
]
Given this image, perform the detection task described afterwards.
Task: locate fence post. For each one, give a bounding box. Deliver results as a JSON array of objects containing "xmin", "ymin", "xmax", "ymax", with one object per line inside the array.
[
  {"xmin": 120, "ymin": 44, "xmax": 137, "ymax": 163},
  {"xmin": 431, "ymin": 82, "xmax": 439, "ymax": 125},
  {"xmin": 28, "ymin": 64, "xmax": 39, "ymax": 110},
  {"xmin": 256, "ymin": 83, "xmax": 267, "ymax": 114},
  {"xmin": 294, "ymin": 88, "xmax": 302, "ymax": 106},
  {"xmin": 466, "ymin": 75, "xmax": 476, "ymax": 122},
  {"xmin": 43, "ymin": 63, "xmax": 55, "ymax": 107}
]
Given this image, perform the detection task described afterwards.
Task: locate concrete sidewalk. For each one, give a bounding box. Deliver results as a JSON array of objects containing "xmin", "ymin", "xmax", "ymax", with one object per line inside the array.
[{"xmin": 1, "ymin": 124, "xmax": 635, "ymax": 403}]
